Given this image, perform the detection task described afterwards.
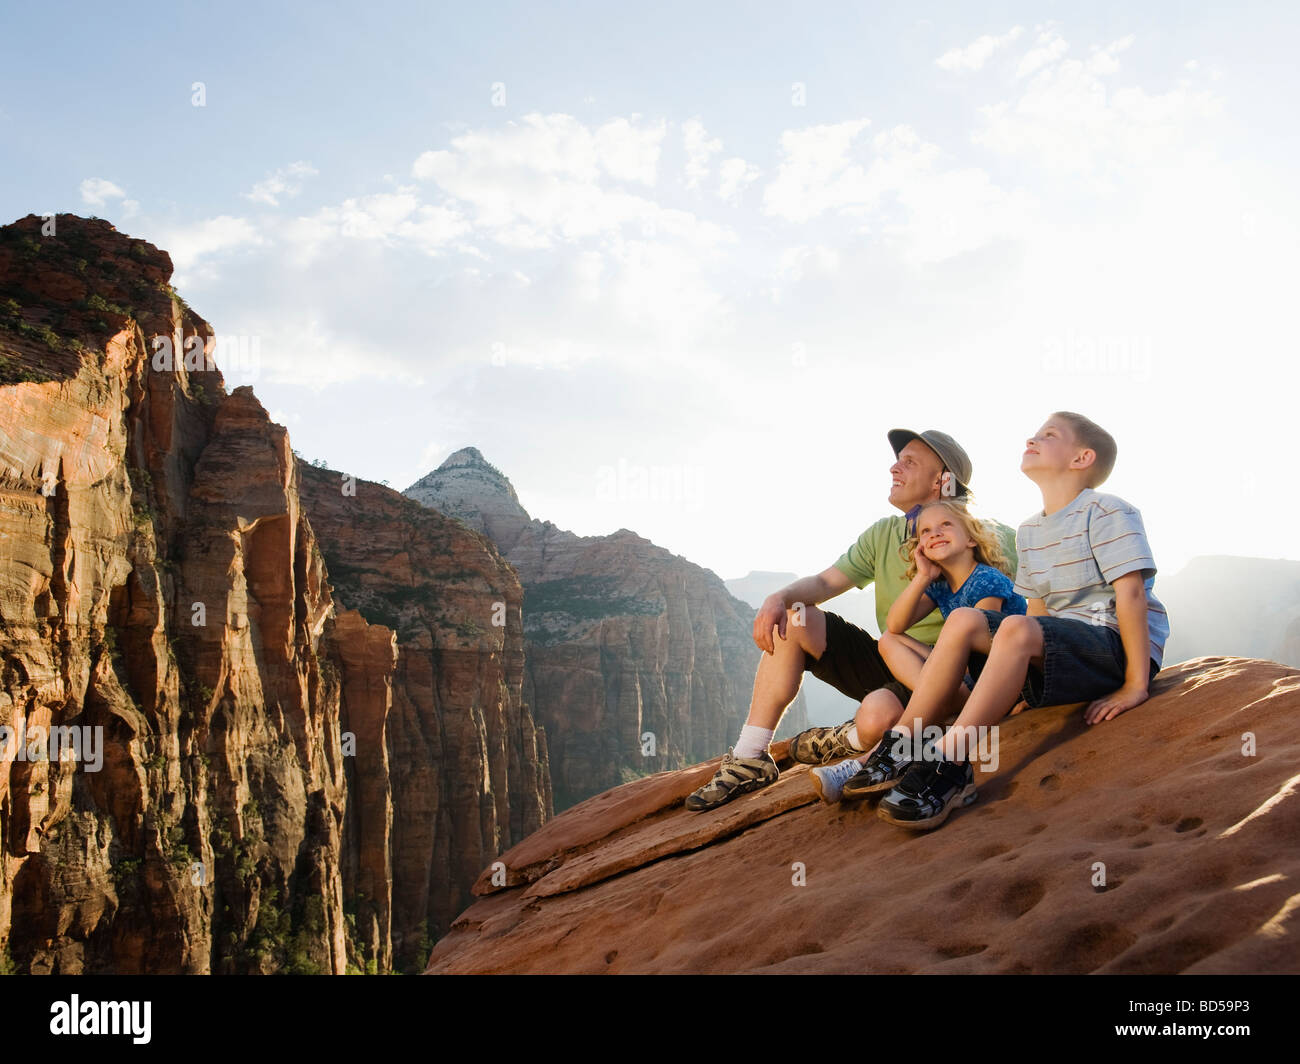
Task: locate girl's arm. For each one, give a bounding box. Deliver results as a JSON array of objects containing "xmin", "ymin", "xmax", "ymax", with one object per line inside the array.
[
  {"xmin": 973, "ymin": 596, "xmax": 1004, "ymax": 610},
  {"xmin": 886, "ymin": 573, "xmax": 937, "ymax": 634}
]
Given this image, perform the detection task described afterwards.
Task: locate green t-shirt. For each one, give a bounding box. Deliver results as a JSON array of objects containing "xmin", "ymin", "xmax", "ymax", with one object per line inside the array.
[{"xmin": 832, "ymin": 514, "xmax": 1020, "ymax": 645}]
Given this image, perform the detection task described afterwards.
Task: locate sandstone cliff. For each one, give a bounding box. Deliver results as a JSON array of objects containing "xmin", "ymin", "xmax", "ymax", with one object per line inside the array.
[
  {"xmin": 0, "ymin": 214, "xmax": 548, "ymax": 974},
  {"xmin": 428, "ymin": 657, "xmax": 1300, "ymax": 974},
  {"xmin": 407, "ymin": 449, "xmax": 808, "ymax": 810}
]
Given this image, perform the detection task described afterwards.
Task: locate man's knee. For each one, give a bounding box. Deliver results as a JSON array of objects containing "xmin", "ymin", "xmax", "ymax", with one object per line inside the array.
[
  {"xmin": 857, "ymin": 687, "xmax": 903, "ymax": 733},
  {"xmin": 780, "ymin": 603, "xmax": 827, "ymax": 658}
]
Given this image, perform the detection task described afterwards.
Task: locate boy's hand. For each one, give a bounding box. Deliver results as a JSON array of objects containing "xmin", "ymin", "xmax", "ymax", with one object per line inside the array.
[{"xmin": 1084, "ymin": 684, "xmax": 1148, "ymax": 724}]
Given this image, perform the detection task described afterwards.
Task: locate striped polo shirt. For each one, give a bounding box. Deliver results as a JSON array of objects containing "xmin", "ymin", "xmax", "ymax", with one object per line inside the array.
[{"xmin": 1013, "ymin": 489, "xmax": 1170, "ymax": 668}]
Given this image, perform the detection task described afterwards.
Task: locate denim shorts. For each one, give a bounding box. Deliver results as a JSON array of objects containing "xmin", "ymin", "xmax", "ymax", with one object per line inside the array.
[{"xmin": 970, "ymin": 610, "xmax": 1160, "ymax": 709}]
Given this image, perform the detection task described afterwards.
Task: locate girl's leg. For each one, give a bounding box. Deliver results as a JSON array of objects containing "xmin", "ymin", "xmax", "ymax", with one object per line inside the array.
[
  {"xmin": 877, "ymin": 631, "xmax": 932, "ymax": 691},
  {"xmin": 881, "ymin": 631, "xmax": 972, "ymax": 720}
]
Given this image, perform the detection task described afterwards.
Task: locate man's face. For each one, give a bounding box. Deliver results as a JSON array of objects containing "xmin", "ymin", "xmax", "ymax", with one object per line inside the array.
[{"xmin": 889, "ymin": 440, "xmax": 945, "ymax": 511}]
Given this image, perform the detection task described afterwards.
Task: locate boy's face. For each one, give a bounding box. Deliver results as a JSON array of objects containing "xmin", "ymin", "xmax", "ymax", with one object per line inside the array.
[{"xmin": 1021, "ymin": 419, "xmax": 1084, "ymax": 477}]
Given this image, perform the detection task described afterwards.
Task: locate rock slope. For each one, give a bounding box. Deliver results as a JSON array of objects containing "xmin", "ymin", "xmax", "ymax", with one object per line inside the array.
[
  {"xmin": 427, "ymin": 657, "xmax": 1300, "ymax": 974},
  {"xmin": 407, "ymin": 449, "xmax": 808, "ymax": 810},
  {"xmin": 0, "ymin": 214, "xmax": 547, "ymax": 974}
]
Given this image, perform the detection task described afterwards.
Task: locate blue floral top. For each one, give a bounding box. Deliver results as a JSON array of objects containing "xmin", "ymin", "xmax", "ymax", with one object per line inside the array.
[{"xmin": 926, "ymin": 563, "xmax": 1027, "ymax": 618}]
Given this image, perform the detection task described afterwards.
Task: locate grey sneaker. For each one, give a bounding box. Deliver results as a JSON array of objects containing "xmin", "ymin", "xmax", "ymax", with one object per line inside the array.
[
  {"xmin": 810, "ymin": 758, "xmax": 865, "ymax": 803},
  {"xmin": 788, "ymin": 720, "xmax": 862, "ymax": 765},
  {"xmin": 685, "ymin": 749, "xmax": 779, "ymax": 811}
]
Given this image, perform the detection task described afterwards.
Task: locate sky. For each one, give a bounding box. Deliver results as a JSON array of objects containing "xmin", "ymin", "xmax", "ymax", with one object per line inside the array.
[{"xmin": 3, "ymin": 0, "xmax": 1298, "ymax": 584}]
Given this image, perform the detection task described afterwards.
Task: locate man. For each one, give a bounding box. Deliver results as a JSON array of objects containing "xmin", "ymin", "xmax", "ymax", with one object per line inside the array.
[{"xmin": 685, "ymin": 428, "xmax": 1018, "ymax": 811}]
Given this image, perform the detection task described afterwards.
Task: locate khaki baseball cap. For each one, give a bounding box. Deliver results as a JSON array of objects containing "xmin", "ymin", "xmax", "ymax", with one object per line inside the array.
[{"xmin": 887, "ymin": 428, "xmax": 974, "ymax": 495}]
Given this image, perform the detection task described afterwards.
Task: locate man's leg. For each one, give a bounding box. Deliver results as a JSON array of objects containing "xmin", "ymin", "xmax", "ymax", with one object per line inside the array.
[
  {"xmin": 686, "ymin": 606, "xmax": 828, "ymax": 811},
  {"xmin": 745, "ymin": 605, "xmax": 828, "ymax": 730}
]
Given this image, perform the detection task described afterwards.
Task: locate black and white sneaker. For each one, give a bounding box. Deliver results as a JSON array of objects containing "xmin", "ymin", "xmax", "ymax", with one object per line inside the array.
[
  {"xmin": 840, "ymin": 729, "xmax": 913, "ymax": 798},
  {"xmin": 876, "ymin": 756, "xmax": 977, "ymax": 830}
]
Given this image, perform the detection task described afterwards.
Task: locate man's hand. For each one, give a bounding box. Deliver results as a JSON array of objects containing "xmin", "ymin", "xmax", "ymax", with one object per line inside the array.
[
  {"xmin": 753, "ymin": 592, "xmax": 789, "ymax": 654},
  {"xmin": 1084, "ymin": 684, "xmax": 1148, "ymax": 724}
]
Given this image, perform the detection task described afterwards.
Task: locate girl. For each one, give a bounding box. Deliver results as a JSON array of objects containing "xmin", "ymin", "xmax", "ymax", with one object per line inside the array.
[{"xmin": 810, "ymin": 500, "xmax": 1026, "ymax": 803}]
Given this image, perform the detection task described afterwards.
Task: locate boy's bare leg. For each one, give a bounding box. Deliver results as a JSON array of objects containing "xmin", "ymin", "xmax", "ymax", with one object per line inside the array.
[
  {"xmin": 744, "ymin": 606, "xmax": 828, "ymax": 730},
  {"xmin": 937, "ymin": 616, "xmax": 1044, "ymax": 761},
  {"xmin": 892, "ymin": 608, "xmax": 992, "ymax": 738}
]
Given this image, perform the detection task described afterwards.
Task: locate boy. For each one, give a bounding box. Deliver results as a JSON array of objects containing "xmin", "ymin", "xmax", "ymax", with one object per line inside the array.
[{"xmin": 856, "ymin": 412, "xmax": 1169, "ymax": 829}]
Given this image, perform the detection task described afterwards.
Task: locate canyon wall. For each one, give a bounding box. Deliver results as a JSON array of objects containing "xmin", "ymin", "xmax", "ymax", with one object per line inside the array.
[
  {"xmin": 407, "ymin": 449, "xmax": 808, "ymax": 809},
  {"xmin": 0, "ymin": 214, "xmax": 547, "ymax": 974}
]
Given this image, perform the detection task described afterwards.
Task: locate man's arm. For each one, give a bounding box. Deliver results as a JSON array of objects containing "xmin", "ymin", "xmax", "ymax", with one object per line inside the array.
[
  {"xmin": 753, "ymin": 565, "xmax": 854, "ymax": 653},
  {"xmin": 1083, "ymin": 572, "xmax": 1151, "ymax": 724}
]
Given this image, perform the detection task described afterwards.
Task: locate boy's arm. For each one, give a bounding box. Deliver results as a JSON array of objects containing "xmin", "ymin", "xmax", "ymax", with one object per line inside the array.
[
  {"xmin": 1026, "ymin": 597, "xmax": 1048, "ymax": 616},
  {"xmin": 1083, "ymin": 571, "xmax": 1151, "ymax": 724}
]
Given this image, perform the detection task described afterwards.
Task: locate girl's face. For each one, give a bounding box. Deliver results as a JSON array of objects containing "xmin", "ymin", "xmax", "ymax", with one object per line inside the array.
[{"xmin": 917, "ymin": 507, "xmax": 977, "ymax": 565}]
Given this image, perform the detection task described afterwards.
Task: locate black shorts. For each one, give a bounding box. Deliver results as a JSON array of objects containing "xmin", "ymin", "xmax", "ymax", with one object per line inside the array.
[{"xmin": 803, "ymin": 611, "xmax": 912, "ymax": 707}]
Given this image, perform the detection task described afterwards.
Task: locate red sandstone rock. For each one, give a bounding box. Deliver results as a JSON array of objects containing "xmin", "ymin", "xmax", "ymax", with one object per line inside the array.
[
  {"xmin": 0, "ymin": 214, "xmax": 548, "ymax": 974},
  {"xmin": 428, "ymin": 658, "xmax": 1300, "ymax": 974}
]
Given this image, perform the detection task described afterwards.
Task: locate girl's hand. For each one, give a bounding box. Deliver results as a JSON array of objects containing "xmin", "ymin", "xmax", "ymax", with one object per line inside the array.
[{"xmin": 914, "ymin": 546, "xmax": 940, "ymax": 583}]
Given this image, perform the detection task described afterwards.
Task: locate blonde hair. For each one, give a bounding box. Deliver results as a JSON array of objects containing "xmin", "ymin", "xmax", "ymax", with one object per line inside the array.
[{"xmin": 900, "ymin": 501, "xmax": 1013, "ymax": 580}]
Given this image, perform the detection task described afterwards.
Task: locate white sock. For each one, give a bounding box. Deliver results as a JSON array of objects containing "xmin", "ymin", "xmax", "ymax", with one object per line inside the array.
[
  {"xmin": 846, "ymin": 724, "xmax": 863, "ymax": 751},
  {"xmin": 734, "ymin": 724, "xmax": 775, "ymax": 760}
]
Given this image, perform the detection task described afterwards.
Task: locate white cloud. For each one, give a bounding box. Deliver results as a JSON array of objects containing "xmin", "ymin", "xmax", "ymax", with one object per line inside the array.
[
  {"xmin": 593, "ymin": 116, "xmax": 665, "ymax": 184},
  {"xmin": 1017, "ymin": 28, "xmax": 1069, "ymax": 79},
  {"xmin": 279, "ymin": 190, "xmax": 468, "ymax": 263},
  {"xmin": 936, "ymin": 26, "xmax": 1023, "ymax": 72},
  {"xmin": 411, "ymin": 112, "xmax": 724, "ymax": 249},
  {"xmin": 776, "ymin": 244, "xmax": 840, "ymax": 282},
  {"xmin": 79, "ymin": 177, "xmax": 139, "ymax": 217},
  {"xmin": 718, "ymin": 157, "xmax": 760, "ymax": 203},
  {"xmin": 160, "ymin": 215, "xmax": 265, "ymax": 276},
  {"xmin": 683, "ymin": 118, "xmax": 722, "ymax": 187},
  {"xmin": 762, "ymin": 119, "xmax": 873, "ymax": 222},
  {"xmin": 763, "ymin": 122, "xmax": 1032, "ymax": 262},
  {"xmin": 245, "ymin": 161, "xmax": 319, "ymax": 206},
  {"xmin": 975, "ymin": 33, "xmax": 1223, "ymax": 175}
]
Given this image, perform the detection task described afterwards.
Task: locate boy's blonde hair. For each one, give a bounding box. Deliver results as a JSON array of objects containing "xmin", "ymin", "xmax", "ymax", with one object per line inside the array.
[
  {"xmin": 900, "ymin": 501, "xmax": 1014, "ymax": 580},
  {"xmin": 1052, "ymin": 410, "xmax": 1117, "ymax": 487}
]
